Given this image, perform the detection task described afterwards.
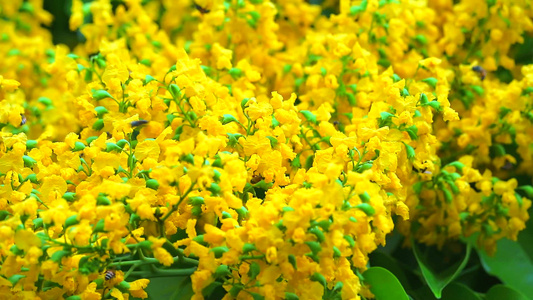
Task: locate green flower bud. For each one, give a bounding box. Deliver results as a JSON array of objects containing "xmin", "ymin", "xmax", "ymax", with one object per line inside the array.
[
  {"xmin": 309, "ymin": 227, "xmax": 325, "ymax": 243},
  {"xmin": 350, "ymin": 0, "xmax": 368, "ymax": 15},
  {"xmin": 346, "ymin": 93, "xmax": 356, "ymax": 106},
  {"xmin": 283, "ymin": 64, "xmax": 292, "ymax": 74},
  {"xmin": 26, "ymin": 140, "xmax": 38, "ymax": 150},
  {"xmin": 288, "ymin": 254, "xmax": 297, "ymax": 269},
  {"xmin": 334, "ymin": 281, "xmax": 343, "ymax": 291},
  {"xmin": 285, "ymin": 293, "xmax": 299, "ymax": 300},
  {"xmin": 471, "ymin": 85, "xmax": 484, "ymax": 96},
  {"xmin": 210, "ymin": 246, "xmax": 229, "ymax": 258},
  {"xmin": 359, "ymin": 191, "xmax": 371, "ymax": 203},
  {"xmin": 344, "ymin": 235, "xmax": 355, "ymax": 248},
  {"xmin": 140, "ymin": 59, "xmax": 151, "ymax": 67},
  {"xmin": 51, "ymin": 250, "xmax": 70, "ymax": 262},
  {"xmin": 64, "ymin": 215, "xmax": 79, "ymax": 228},
  {"xmin": 192, "ymin": 235, "xmax": 205, "ymax": 244},
  {"xmin": 305, "ymin": 241, "xmax": 322, "ymax": 254},
  {"xmin": 70, "ymin": 141, "xmax": 85, "ymax": 152},
  {"xmin": 146, "ymin": 179, "xmax": 159, "ymax": 190},
  {"xmin": 355, "ymin": 203, "xmax": 375, "ymax": 216},
  {"xmin": 266, "ymin": 136, "xmax": 278, "ymax": 148},
  {"xmin": 93, "ymin": 219, "xmax": 105, "ymax": 233},
  {"xmin": 271, "ymin": 115, "xmax": 280, "ymax": 127},
  {"xmin": 86, "ymin": 136, "xmax": 98, "ymax": 145},
  {"xmin": 23, "ymin": 155, "xmax": 37, "ymax": 168},
  {"xmin": 333, "ymin": 246, "xmax": 342, "ymax": 258},
  {"xmin": 422, "ymin": 77, "xmax": 438, "ymax": 88},
  {"xmin": 189, "ymin": 196, "xmax": 205, "ymax": 206},
  {"xmin": 248, "ymin": 261, "xmax": 260, "ymax": 279},
  {"xmin": 92, "ymin": 119, "xmax": 104, "ymax": 130},
  {"xmin": 221, "ymin": 114, "xmax": 238, "ymax": 125},
  {"xmin": 300, "ymin": 110, "xmax": 318, "ymax": 124},
  {"xmin": 208, "ymin": 182, "xmax": 221, "ymax": 195},
  {"xmin": 403, "ymin": 142, "xmax": 415, "ymax": 160},
  {"xmin": 8, "ymin": 274, "xmax": 26, "ymax": 286},
  {"xmin": 419, "ymin": 93, "xmax": 429, "ymax": 105},
  {"xmin": 38, "ymin": 97, "xmax": 53, "ymax": 107},
  {"xmin": 215, "ymin": 265, "xmax": 231, "ymax": 278},
  {"xmin": 63, "ymin": 192, "xmax": 76, "ymax": 202},
  {"xmin": 169, "ymin": 84, "xmax": 181, "ymax": 99},
  {"xmin": 447, "ymin": 161, "xmax": 465, "ymax": 171},
  {"xmin": 392, "ymin": 74, "xmax": 401, "ymax": 82},
  {"xmin": 443, "ymin": 188, "xmax": 453, "ymax": 203},
  {"xmin": 92, "ymin": 90, "xmax": 114, "ymax": 101},
  {"xmin": 96, "ymin": 195, "xmax": 111, "ymax": 206},
  {"xmin": 414, "ymin": 34, "xmax": 428, "ymax": 45},
  {"xmin": 105, "ymin": 143, "xmax": 122, "ymax": 152},
  {"xmin": 355, "ymin": 161, "xmax": 373, "ymax": 173},
  {"xmin": 94, "ymin": 106, "xmax": 108, "ymax": 117},
  {"xmin": 242, "ymin": 243, "xmax": 256, "ymax": 253},
  {"xmin": 405, "ymin": 125, "xmax": 419, "ymax": 140},
  {"xmin": 310, "ymin": 272, "xmax": 327, "ymax": 288},
  {"xmin": 229, "ymin": 68, "xmax": 243, "ymax": 80},
  {"xmin": 116, "ymin": 139, "xmax": 129, "ymax": 148},
  {"xmin": 427, "ymin": 101, "xmax": 440, "ymax": 111}
]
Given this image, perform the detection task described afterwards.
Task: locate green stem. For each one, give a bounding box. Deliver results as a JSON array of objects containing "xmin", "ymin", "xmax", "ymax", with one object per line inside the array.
[
  {"xmin": 160, "ymin": 180, "xmax": 197, "ymax": 222},
  {"xmin": 129, "ymin": 267, "xmax": 197, "ymax": 278}
]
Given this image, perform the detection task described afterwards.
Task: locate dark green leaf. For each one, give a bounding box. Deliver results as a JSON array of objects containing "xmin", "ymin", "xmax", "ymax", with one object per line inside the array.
[
  {"xmin": 441, "ymin": 283, "xmax": 481, "ymax": 300},
  {"xmin": 485, "ymin": 285, "xmax": 528, "ymax": 300},
  {"xmin": 412, "ymin": 241, "xmax": 471, "ymax": 298},
  {"xmin": 475, "ymin": 238, "xmax": 533, "ymax": 297},
  {"xmin": 363, "ymin": 267, "xmax": 409, "ymax": 300}
]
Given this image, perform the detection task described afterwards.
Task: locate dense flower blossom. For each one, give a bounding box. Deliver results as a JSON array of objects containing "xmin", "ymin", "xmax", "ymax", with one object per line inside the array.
[{"xmin": 0, "ymin": 0, "xmax": 532, "ymax": 299}]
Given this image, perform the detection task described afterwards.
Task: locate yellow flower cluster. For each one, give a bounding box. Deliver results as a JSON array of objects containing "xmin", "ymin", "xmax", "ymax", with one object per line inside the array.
[{"xmin": 0, "ymin": 0, "xmax": 532, "ymax": 299}]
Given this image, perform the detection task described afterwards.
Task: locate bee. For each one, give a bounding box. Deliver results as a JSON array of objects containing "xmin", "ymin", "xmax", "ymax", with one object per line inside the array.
[
  {"xmin": 250, "ymin": 174, "xmax": 264, "ymax": 184},
  {"xmin": 130, "ymin": 120, "xmax": 149, "ymax": 127},
  {"xmin": 501, "ymin": 160, "xmax": 514, "ymax": 171},
  {"xmin": 20, "ymin": 114, "xmax": 26, "ymax": 126},
  {"xmin": 195, "ymin": 4, "xmax": 210, "ymax": 14},
  {"xmin": 105, "ymin": 270, "xmax": 116, "ymax": 281},
  {"xmin": 472, "ymin": 66, "xmax": 486, "ymax": 81}
]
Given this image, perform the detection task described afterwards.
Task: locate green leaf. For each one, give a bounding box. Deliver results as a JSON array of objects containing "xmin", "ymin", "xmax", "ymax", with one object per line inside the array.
[
  {"xmin": 369, "ymin": 251, "xmax": 412, "ymax": 291},
  {"xmin": 412, "ymin": 241, "xmax": 471, "ymax": 298},
  {"xmin": 362, "ymin": 267, "xmax": 409, "ymax": 300},
  {"xmin": 441, "ymin": 283, "xmax": 481, "ymax": 300},
  {"xmin": 485, "ymin": 285, "xmax": 529, "ymax": 300},
  {"xmin": 144, "ymin": 277, "xmax": 194, "ymax": 300},
  {"xmin": 474, "ymin": 238, "xmax": 533, "ymax": 297}
]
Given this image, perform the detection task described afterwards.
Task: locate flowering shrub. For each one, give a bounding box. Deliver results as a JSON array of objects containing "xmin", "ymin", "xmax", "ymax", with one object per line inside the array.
[{"xmin": 0, "ymin": 0, "xmax": 533, "ymax": 299}]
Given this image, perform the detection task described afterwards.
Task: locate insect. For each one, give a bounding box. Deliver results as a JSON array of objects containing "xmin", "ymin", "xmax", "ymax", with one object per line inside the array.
[
  {"xmin": 250, "ymin": 174, "xmax": 264, "ymax": 184},
  {"xmin": 130, "ymin": 120, "xmax": 149, "ymax": 127},
  {"xmin": 472, "ymin": 66, "xmax": 486, "ymax": 81},
  {"xmin": 501, "ymin": 160, "xmax": 514, "ymax": 170},
  {"xmin": 20, "ymin": 114, "xmax": 26, "ymax": 126},
  {"xmin": 105, "ymin": 270, "xmax": 116, "ymax": 281},
  {"xmin": 195, "ymin": 4, "xmax": 210, "ymax": 14}
]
